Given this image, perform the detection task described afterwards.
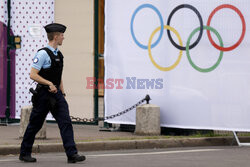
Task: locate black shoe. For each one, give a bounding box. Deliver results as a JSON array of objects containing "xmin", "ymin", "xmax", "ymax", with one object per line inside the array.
[
  {"xmin": 67, "ymin": 154, "xmax": 86, "ymax": 163},
  {"xmin": 19, "ymin": 155, "xmax": 37, "ymax": 162}
]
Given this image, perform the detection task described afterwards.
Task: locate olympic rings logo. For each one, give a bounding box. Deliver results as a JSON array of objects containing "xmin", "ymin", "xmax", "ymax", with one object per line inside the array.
[{"xmin": 130, "ymin": 4, "xmax": 246, "ymax": 72}]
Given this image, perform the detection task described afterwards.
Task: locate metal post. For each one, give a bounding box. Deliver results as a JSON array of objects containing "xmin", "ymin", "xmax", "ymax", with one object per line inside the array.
[
  {"xmin": 145, "ymin": 94, "xmax": 151, "ymax": 104},
  {"xmin": 5, "ymin": 0, "xmax": 11, "ymax": 123},
  {"xmin": 94, "ymin": 0, "xmax": 99, "ymax": 125}
]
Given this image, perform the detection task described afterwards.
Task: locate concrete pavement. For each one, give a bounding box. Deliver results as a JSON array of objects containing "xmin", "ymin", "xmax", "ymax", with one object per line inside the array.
[
  {"xmin": 0, "ymin": 123, "xmax": 249, "ymax": 155},
  {"xmin": 2, "ymin": 147, "xmax": 250, "ymax": 167}
]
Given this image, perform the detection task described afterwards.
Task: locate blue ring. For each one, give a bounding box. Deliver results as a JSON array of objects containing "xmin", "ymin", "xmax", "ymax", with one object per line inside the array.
[{"xmin": 130, "ymin": 4, "xmax": 164, "ymax": 49}]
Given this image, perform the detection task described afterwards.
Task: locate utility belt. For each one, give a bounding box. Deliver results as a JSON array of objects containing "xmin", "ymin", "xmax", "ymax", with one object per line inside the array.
[
  {"xmin": 29, "ymin": 84, "xmax": 48, "ymax": 94},
  {"xmin": 29, "ymin": 84, "xmax": 57, "ymax": 111}
]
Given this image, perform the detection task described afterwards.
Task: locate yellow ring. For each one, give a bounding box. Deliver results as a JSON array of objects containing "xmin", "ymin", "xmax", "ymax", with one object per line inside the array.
[{"xmin": 148, "ymin": 25, "xmax": 183, "ymax": 71}]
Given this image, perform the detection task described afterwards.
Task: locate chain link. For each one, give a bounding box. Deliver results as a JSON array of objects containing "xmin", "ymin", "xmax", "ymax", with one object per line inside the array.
[{"xmin": 70, "ymin": 95, "xmax": 151, "ymax": 123}]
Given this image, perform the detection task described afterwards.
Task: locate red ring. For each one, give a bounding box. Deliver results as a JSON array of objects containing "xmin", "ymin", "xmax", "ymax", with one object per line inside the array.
[{"xmin": 207, "ymin": 4, "xmax": 246, "ymax": 52}]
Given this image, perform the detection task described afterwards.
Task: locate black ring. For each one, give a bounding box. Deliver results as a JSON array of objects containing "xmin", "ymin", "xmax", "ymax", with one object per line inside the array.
[{"xmin": 167, "ymin": 4, "xmax": 203, "ymax": 50}]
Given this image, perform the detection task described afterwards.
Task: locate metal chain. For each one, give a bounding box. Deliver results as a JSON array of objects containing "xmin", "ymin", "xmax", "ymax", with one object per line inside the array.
[{"xmin": 70, "ymin": 95, "xmax": 151, "ymax": 123}]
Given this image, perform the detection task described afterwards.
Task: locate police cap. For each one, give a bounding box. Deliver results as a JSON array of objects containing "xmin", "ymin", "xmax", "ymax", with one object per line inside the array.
[{"xmin": 44, "ymin": 23, "xmax": 67, "ymax": 33}]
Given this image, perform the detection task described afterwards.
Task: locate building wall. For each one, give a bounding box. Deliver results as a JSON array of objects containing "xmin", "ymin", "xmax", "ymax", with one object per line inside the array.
[{"xmin": 54, "ymin": 0, "xmax": 94, "ymax": 118}]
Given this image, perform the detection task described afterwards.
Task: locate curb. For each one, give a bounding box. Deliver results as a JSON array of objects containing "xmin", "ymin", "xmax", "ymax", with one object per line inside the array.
[{"xmin": 0, "ymin": 136, "xmax": 242, "ymax": 155}]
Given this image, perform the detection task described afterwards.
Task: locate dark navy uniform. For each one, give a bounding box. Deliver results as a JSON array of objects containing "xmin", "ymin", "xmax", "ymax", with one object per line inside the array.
[
  {"xmin": 20, "ymin": 47, "xmax": 78, "ymax": 157},
  {"xmin": 20, "ymin": 24, "xmax": 83, "ymax": 162}
]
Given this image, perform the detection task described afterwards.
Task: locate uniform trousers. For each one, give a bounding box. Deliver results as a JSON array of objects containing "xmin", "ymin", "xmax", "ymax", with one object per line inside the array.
[{"xmin": 20, "ymin": 87, "xmax": 77, "ymax": 157}]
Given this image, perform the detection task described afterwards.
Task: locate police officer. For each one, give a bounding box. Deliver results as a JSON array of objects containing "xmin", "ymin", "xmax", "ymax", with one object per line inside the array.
[{"xmin": 19, "ymin": 23, "xmax": 85, "ymax": 163}]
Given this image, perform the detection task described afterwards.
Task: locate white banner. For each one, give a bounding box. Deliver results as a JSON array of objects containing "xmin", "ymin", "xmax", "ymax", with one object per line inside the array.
[
  {"xmin": 104, "ymin": 0, "xmax": 250, "ymax": 131},
  {"xmin": 12, "ymin": 0, "xmax": 54, "ymax": 119}
]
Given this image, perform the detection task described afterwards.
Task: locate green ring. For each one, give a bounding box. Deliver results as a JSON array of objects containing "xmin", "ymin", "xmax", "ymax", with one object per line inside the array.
[{"xmin": 186, "ymin": 26, "xmax": 224, "ymax": 72}]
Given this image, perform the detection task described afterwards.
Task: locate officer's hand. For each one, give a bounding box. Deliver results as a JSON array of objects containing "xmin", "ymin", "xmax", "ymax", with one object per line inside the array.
[{"xmin": 49, "ymin": 84, "xmax": 57, "ymax": 93}]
